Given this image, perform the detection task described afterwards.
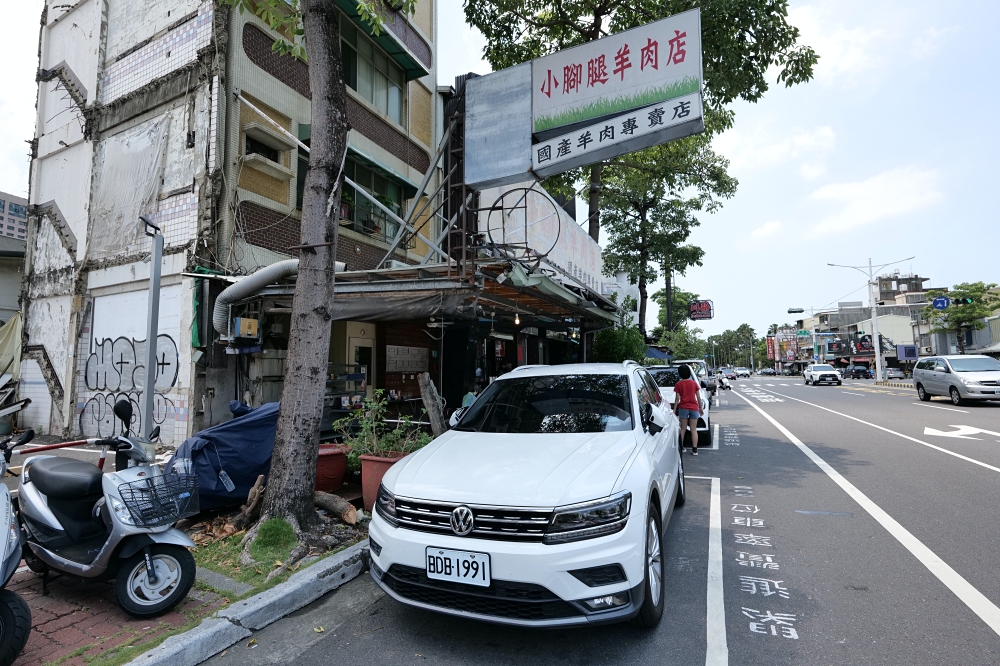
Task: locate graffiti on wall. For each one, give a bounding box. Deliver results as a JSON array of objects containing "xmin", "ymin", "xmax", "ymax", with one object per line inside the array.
[{"xmin": 80, "ymin": 335, "xmax": 179, "ymax": 437}]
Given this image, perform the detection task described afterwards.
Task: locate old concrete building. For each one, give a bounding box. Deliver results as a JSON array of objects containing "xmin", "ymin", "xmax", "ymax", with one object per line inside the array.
[{"xmin": 22, "ymin": 0, "xmax": 439, "ymax": 441}]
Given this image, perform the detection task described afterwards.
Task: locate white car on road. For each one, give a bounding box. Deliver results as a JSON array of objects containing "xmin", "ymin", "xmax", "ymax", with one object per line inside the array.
[
  {"xmin": 735, "ymin": 367, "xmax": 751, "ymax": 378},
  {"xmin": 804, "ymin": 363, "xmax": 842, "ymax": 386},
  {"xmin": 369, "ymin": 362, "xmax": 684, "ymax": 628}
]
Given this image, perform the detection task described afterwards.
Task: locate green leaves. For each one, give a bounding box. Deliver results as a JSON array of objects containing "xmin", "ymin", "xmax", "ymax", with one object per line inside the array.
[{"xmin": 922, "ymin": 282, "xmax": 1000, "ymax": 347}]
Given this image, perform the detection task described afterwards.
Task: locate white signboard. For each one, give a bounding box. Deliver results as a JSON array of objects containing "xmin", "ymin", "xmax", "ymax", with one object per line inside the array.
[
  {"xmin": 531, "ymin": 10, "xmax": 702, "ymax": 137},
  {"xmin": 532, "ymin": 93, "xmax": 702, "ymax": 176},
  {"xmin": 385, "ymin": 345, "xmax": 429, "ymax": 373}
]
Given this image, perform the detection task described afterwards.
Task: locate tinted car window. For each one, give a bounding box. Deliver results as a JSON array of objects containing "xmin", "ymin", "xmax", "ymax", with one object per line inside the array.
[
  {"xmin": 947, "ymin": 357, "xmax": 1000, "ymax": 372},
  {"xmin": 813, "ymin": 365, "xmax": 836, "ymax": 371},
  {"xmin": 455, "ymin": 374, "xmax": 633, "ymax": 434},
  {"xmin": 649, "ymin": 368, "xmax": 681, "ymax": 387},
  {"xmin": 638, "ymin": 370, "xmax": 662, "ymax": 405}
]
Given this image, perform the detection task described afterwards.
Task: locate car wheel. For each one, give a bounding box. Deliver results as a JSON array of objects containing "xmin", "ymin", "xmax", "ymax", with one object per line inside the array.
[
  {"xmin": 632, "ymin": 504, "xmax": 665, "ymax": 628},
  {"xmin": 675, "ymin": 454, "xmax": 686, "ymax": 507},
  {"xmin": 702, "ymin": 421, "xmax": 713, "ymax": 446},
  {"xmin": 917, "ymin": 384, "xmax": 931, "ymax": 401},
  {"xmin": 837, "ymin": 381, "xmax": 842, "ymax": 386},
  {"xmin": 950, "ymin": 387, "xmax": 964, "ymax": 406},
  {"xmin": 804, "ymin": 378, "xmax": 810, "ymax": 385}
]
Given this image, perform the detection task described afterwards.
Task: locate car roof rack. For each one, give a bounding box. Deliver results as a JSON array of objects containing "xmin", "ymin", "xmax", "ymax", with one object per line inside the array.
[
  {"xmin": 510, "ymin": 365, "xmax": 549, "ymax": 372},
  {"xmin": 623, "ymin": 360, "xmax": 640, "ymax": 368}
]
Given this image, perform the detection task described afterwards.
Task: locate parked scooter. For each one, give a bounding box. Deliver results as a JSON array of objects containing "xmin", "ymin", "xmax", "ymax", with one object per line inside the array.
[
  {"xmin": 0, "ymin": 430, "xmax": 33, "ymax": 666},
  {"xmin": 13, "ymin": 399, "xmax": 200, "ymax": 617}
]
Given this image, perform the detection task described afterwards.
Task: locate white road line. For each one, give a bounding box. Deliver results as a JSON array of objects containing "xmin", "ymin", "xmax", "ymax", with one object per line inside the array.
[
  {"xmin": 841, "ymin": 392, "xmax": 863, "ymax": 397},
  {"xmin": 713, "ymin": 423, "xmax": 719, "ymax": 448},
  {"xmin": 731, "ymin": 390, "xmax": 1000, "ymax": 637},
  {"xmin": 755, "ymin": 388, "xmax": 1000, "ymax": 474},
  {"xmin": 780, "ymin": 383, "xmax": 789, "ymax": 386},
  {"xmin": 685, "ymin": 476, "xmax": 727, "ymax": 665},
  {"xmin": 913, "ymin": 402, "xmax": 969, "ymax": 414}
]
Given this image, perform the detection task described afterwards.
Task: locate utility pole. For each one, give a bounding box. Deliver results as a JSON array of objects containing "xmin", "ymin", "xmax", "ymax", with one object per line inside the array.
[
  {"xmin": 828, "ymin": 255, "xmax": 914, "ymax": 383},
  {"xmin": 140, "ymin": 216, "xmax": 163, "ymax": 438}
]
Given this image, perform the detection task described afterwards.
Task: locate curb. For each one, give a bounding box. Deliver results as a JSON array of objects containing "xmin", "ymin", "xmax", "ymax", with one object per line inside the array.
[
  {"xmin": 125, "ymin": 539, "xmax": 370, "ymax": 666},
  {"xmin": 874, "ymin": 381, "xmax": 912, "ymax": 389}
]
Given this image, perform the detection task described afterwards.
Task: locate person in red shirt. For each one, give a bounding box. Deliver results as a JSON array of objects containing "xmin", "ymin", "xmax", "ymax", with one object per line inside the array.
[{"xmin": 672, "ymin": 364, "xmax": 702, "ymax": 455}]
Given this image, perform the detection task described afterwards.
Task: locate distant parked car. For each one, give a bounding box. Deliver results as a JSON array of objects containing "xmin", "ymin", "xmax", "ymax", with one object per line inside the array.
[
  {"xmin": 735, "ymin": 367, "xmax": 751, "ymax": 378},
  {"xmin": 845, "ymin": 365, "xmax": 870, "ymax": 379},
  {"xmin": 723, "ymin": 369, "xmax": 737, "ymax": 381},
  {"xmin": 882, "ymin": 368, "xmax": 905, "ymax": 380}
]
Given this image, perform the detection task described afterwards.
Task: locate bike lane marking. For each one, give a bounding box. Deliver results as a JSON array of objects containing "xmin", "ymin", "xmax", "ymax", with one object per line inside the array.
[
  {"xmin": 751, "ymin": 388, "xmax": 1000, "ymax": 475},
  {"xmin": 687, "ymin": 476, "xmax": 727, "ymax": 666},
  {"xmin": 731, "ymin": 390, "xmax": 1000, "ymax": 637}
]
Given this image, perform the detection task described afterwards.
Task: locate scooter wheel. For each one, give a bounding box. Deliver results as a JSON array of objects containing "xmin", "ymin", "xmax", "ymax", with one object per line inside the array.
[
  {"xmin": 115, "ymin": 545, "xmax": 196, "ymax": 618},
  {"xmin": 0, "ymin": 590, "xmax": 31, "ymax": 666}
]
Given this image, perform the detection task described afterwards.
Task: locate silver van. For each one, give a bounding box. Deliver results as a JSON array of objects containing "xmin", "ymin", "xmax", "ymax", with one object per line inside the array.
[{"xmin": 913, "ymin": 355, "xmax": 1000, "ymax": 405}]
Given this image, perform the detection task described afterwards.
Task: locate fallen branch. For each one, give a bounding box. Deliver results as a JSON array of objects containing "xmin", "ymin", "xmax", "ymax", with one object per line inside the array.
[
  {"xmin": 314, "ymin": 491, "xmax": 357, "ymax": 525},
  {"xmin": 233, "ymin": 475, "xmax": 266, "ymax": 531}
]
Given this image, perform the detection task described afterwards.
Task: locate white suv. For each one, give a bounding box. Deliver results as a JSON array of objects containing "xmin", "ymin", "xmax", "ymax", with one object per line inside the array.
[
  {"xmin": 369, "ymin": 362, "xmax": 684, "ymax": 628},
  {"xmin": 804, "ymin": 363, "xmax": 842, "ymax": 386}
]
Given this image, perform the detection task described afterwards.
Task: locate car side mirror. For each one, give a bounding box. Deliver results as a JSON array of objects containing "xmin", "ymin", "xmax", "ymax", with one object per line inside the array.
[
  {"xmin": 646, "ymin": 404, "xmax": 666, "ymax": 435},
  {"xmin": 934, "ymin": 365, "xmax": 947, "ymax": 373},
  {"xmin": 449, "ymin": 407, "xmax": 466, "ymax": 428}
]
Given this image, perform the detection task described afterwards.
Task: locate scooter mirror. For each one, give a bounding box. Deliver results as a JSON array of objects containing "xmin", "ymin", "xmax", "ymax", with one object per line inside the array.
[
  {"xmin": 149, "ymin": 426, "xmax": 161, "ymax": 441},
  {"xmin": 113, "ymin": 399, "xmax": 133, "ymax": 429},
  {"xmin": 16, "ymin": 429, "xmax": 34, "ymax": 446}
]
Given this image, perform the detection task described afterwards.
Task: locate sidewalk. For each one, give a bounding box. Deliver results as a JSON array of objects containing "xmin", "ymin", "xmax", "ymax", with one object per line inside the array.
[{"xmin": 9, "ymin": 566, "xmax": 227, "ymax": 666}]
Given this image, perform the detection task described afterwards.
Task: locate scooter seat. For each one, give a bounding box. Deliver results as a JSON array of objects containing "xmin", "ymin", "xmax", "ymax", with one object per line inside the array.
[{"xmin": 29, "ymin": 457, "xmax": 104, "ymax": 499}]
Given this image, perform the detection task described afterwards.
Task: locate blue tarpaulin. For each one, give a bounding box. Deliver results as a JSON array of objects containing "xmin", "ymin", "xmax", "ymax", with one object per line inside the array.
[{"xmin": 167, "ymin": 402, "xmax": 279, "ymax": 510}]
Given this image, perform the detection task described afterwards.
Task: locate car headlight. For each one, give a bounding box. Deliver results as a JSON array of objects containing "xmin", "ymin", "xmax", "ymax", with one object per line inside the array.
[
  {"xmin": 959, "ymin": 377, "xmax": 980, "ymax": 386},
  {"xmin": 375, "ymin": 484, "xmax": 398, "ymax": 527},
  {"xmin": 545, "ymin": 492, "xmax": 631, "ymax": 544},
  {"xmin": 109, "ymin": 496, "xmax": 135, "ymax": 525}
]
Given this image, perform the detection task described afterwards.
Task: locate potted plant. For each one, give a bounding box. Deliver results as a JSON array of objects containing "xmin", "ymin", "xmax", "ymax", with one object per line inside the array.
[{"xmin": 334, "ymin": 390, "xmax": 432, "ymax": 511}]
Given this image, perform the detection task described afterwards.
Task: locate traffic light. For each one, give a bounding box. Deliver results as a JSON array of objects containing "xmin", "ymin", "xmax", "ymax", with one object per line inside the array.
[{"xmin": 953, "ymin": 297, "xmax": 974, "ymax": 305}]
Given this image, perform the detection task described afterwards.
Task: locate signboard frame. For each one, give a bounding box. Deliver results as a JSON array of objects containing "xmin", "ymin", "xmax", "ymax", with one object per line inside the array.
[{"xmin": 688, "ymin": 299, "xmax": 714, "ymax": 321}]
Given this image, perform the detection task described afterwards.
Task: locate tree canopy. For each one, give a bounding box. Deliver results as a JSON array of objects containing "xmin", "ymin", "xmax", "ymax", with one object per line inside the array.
[{"xmin": 923, "ymin": 282, "xmax": 1000, "ymax": 354}]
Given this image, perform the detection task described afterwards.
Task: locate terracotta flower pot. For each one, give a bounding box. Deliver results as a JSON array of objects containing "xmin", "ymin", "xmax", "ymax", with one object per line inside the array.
[
  {"xmin": 360, "ymin": 452, "xmax": 407, "ymax": 511},
  {"xmin": 315, "ymin": 444, "xmax": 349, "ymax": 493}
]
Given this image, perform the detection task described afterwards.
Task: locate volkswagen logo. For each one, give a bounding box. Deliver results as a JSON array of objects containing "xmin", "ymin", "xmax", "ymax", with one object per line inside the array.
[{"xmin": 450, "ymin": 506, "xmax": 475, "ymax": 536}]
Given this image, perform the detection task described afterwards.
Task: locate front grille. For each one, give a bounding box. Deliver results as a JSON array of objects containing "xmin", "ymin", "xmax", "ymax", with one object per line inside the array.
[
  {"xmin": 980, "ymin": 380, "xmax": 999, "ymax": 386},
  {"xmin": 394, "ymin": 496, "xmax": 552, "ymax": 542},
  {"xmin": 382, "ymin": 564, "xmax": 581, "ymax": 620}
]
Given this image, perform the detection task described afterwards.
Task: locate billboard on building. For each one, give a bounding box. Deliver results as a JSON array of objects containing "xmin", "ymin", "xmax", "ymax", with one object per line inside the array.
[
  {"xmin": 531, "ymin": 11, "xmax": 702, "ymax": 137},
  {"xmin": 466, "ymin": 10, "xmax": 704, "ymax": 188},
  {"xmin": 766, "ymin": 336, "xmax": 775, "ymax": 360}
]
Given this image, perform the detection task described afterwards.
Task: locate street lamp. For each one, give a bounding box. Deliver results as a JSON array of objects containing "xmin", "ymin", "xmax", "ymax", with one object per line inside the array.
[{"xmin": 828, "ymin": 256, "xmax": 915, "ymax": 382}]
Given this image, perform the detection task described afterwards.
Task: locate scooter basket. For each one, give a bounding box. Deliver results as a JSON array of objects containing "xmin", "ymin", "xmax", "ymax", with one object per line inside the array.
[{"xmin": 117, "ymin": 474, "xmax": 200, "ymax": 527}]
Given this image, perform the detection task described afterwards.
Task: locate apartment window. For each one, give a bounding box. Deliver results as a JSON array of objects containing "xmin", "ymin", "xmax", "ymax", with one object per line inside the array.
[
  {"xmin": 340, "ymin": 17, "xmax": 407, "ymax": 127},
  {"xmin": 246, "ymin": 135, "xmax": 280, "ymax": 163},
  {"xmin": 340, "ymin": 157, "xmax": 411, "ymax": 247},
  {"xmin": 6, "ymin": 203, "xmax": 26, "ymax": 218}
]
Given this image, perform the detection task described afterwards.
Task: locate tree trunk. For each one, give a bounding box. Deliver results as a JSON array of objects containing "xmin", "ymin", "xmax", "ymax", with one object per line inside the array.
[
  {"xmin": 260, "ymin": 0, "xmax": 348, "ymax": 530},
  {"xmin": 665, "ymin": 271, "xmax": 673, "ymax": 334},
  {"xmin": 587, "ymin": 163, "xmax": 603, "ymax": 242},
  {"xmin": 417, "ymin": 372, "xmax": 446, "ymax": 438},
  {"xmin": 638, "ymin": 273, "xmax": 648, "ymax": 340},
  {"xmin": 957, "ymin": 328, "xmax": 966, "ymax": 354}
]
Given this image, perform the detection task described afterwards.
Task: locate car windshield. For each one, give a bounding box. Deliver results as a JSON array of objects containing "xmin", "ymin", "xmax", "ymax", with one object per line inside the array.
[
  {"xmin": 454, "ymin": 374, "xmax": 633, "ymax": 433},
  {"xmin": 649, "ymin": 368, "xmax": 681, "ymax": 387},
  {"xmin": 814, "ymin": 365, "xmax": 836, "ymax": 371},
  {"xmin": 676, "ymin": 362, "xmax": 707, "ymax": 377},
  {"xmin": 736, "ymin": 367, "xmax": 748, "ymax": 372},
  {"xmin": 948, "ymin": 357, "xmax": 1000, "ymax": 372}
]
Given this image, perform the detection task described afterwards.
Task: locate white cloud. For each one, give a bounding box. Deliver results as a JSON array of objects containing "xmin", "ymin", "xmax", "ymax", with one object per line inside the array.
[
  {"xmin": 751, "ymin": 221, "xmax": 782, "ymax": 239},
  {"xmin": 788, "ymin": 5, "xmax": 888, "ymax": 83},
  {"xmin": 808, "ymin": 166, "xmax": 944, "ymax": 237},
  {"xmin": 716, "ymin": 125, "xmax": 835, "ymax": 179},
  {"xmin": 910, "ymin": 26, "xmax": 959, "ymax": 59}
]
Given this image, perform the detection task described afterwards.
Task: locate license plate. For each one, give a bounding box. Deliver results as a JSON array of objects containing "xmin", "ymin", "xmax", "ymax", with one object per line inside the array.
[{"xmin": 426, "ymin": 547, "xmax": 491, "ymax": 587}]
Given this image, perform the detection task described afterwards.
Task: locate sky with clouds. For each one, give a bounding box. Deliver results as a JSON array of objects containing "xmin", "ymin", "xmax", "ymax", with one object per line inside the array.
[{"xmin": 3, "ymin": 0, "xmax": 997, "ymax": 339}]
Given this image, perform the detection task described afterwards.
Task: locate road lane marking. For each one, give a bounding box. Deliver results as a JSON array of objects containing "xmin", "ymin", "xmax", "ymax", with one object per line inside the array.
[
  {"xmin": 713, "ymin": 423, "xmax": 719, "ymax": 448},
  {"xmin": 731, "ymin": 390, "xmax": 1000, "ymax": 637},
  {"xmin": 924, "ymin": 425, "xmax": 1000, "ymax": 440},
  {"xmin": 752, "ymin": 389, "xmax": 1000, "ymax": 475},
  {"xmin": 841, "ymin": 392, "xmax": 863, "ymax": 397},
  {"xmin": 913, "ymin": 402, "xmax": 969, "ymax": 414}
]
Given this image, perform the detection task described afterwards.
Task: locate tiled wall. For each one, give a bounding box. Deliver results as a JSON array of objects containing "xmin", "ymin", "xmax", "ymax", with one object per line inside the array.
[
  {"xmin": 17, "ymin": 360, "xmax": 53, "ymax": 434},
  {"xmin": 152, "ymin": 189, "xmax": 200, "ymax": 249},
  {"xmin": 100, "ymin": 2, "xmax": 213, "ymax": 104}
]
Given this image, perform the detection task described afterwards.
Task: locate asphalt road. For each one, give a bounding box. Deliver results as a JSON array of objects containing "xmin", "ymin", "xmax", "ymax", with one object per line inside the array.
[{"xmin": 205, "ymin": 377, "xmax": 1000, "ymax": 665}]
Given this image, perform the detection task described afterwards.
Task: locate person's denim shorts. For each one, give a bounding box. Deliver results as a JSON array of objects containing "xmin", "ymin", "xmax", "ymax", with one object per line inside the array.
[{"xmin": 677, "ymin": 408, "xmax": 701, "ymax": 419}]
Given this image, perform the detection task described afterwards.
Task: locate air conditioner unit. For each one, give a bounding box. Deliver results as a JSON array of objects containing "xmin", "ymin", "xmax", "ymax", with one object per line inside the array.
[{"xmin": 921, "ymin": 346, "xmax": 932, "ymax": 353}]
